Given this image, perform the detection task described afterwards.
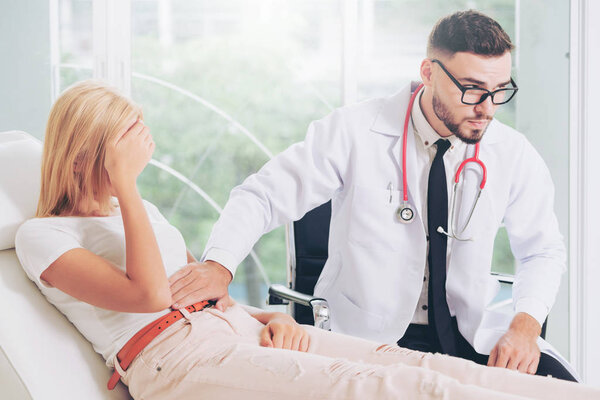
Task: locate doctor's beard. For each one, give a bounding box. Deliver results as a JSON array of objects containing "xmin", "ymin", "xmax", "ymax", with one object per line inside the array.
[{"xmin": 432, "ymin": 94, "xmax": 492, "ymax": 144}]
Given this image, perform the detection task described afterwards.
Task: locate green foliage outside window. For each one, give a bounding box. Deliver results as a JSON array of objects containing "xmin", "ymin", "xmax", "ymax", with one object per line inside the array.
[{"xmin": 59, "ymin": 0, "xmax": 518, "ymax": 306}]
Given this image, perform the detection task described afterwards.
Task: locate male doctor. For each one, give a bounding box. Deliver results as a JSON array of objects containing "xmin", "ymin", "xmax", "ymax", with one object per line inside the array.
[{"xmin": 169, "ymin": 10, "xmax": 575, "ymax": 381}]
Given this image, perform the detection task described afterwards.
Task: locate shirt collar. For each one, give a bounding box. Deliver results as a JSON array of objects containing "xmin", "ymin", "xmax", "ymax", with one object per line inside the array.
[{"xmin": 411, "ymin": 88, "xmax": 463, "ymax": 153}]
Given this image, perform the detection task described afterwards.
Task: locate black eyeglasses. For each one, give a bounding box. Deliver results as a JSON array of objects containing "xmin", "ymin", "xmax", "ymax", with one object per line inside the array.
[{"xmin": 431, "ymin": 59, "xmax": 518, "ymax": 105}]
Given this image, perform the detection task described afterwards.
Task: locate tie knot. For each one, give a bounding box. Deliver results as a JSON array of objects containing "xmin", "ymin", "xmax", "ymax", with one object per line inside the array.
[{"xmin": 435, "ymin": 139, "xmax": 451, "ymax": 157}]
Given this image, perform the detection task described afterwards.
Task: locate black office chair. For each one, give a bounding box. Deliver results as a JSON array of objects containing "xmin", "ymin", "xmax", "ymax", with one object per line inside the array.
[
  {"xmin": 268, "ymin": 201, "xmax": 332, "ymax": 329},
  {"xmin": 267, "ymin": 201, "xmax": 547, "ymax": 338}
]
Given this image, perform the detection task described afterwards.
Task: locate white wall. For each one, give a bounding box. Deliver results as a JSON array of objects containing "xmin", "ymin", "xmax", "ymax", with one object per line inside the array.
[
  {"xmin": 0, "ymin": 4, "xmax": 51, "ymax": 396},
  {"xmin": 0, "ymin": 0, "xmax": 52, "ymax": 139},
  {"xmin": 517, "ymin": 0, "xmax": 571, "ymax": 359},
  {"xmin": 570, "ymin": 0, "xmax": 600, "ymax": 387}
]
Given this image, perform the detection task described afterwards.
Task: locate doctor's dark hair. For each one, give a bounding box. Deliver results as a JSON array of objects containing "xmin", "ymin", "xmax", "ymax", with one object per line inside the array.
[{"xmin": 427, "ymin": 10, "xmax": 514, "ymax": 58}]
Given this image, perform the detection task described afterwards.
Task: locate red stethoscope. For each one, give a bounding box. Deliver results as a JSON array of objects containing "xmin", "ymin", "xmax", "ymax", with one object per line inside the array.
[{"xmin": 396, "ymin": 83, "xmax": 487, "ymax": 241}]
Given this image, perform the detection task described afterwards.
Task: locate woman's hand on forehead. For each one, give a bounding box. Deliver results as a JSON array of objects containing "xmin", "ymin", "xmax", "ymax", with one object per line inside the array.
[{"xmin": 105, "ymin": 120, "xmax": 155, "ymax": 190}]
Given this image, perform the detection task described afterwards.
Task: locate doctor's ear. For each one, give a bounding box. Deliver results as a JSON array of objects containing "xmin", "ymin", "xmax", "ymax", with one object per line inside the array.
[{"xmin": 420, "ymin": 59, "xmax": 435, "ymax": 87}]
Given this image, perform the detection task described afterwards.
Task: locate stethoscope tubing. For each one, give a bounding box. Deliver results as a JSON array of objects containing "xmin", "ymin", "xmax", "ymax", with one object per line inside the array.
[
  {"xmin": 454, "ymin": 143, "xmax": 487, "ymax": 189},
  {"xmin": 401, "ymin": 83, "xmax": 487, "ymax": 240}
]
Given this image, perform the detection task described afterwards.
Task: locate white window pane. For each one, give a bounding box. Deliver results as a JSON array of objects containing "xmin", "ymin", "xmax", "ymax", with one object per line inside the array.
[
  {"xmin": 57, "ymin": 0, "xmax": 93, "ymax": 90},
  {"xmin": 131, "ymin": 0, "xmax": 342, "ymax": 306}
]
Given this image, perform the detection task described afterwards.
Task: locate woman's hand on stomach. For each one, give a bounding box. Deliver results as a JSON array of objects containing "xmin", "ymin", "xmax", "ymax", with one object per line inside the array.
[{"xmin": 258, "ymin": 313, "xmax": 310, "ymax": 352}]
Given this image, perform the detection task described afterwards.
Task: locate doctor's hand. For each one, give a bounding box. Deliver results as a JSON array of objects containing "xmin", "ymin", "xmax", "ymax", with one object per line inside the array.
[
  {"xmin": 487, "ymin": 312, "xmax": 541, "ymax": 374},
  {"xmin": 169, "ymin": 260, "xmax": 233, "ymax": 311},
  {"xmin": 259, "ymin": 313, "xmax": 310, "ymax": 352}
]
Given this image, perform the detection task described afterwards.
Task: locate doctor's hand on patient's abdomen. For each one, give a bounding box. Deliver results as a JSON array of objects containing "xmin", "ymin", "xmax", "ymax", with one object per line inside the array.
[
  {"xmin": 487, "ymin": 312, "xmax": 542, "ymax": 374},
  {"xmin": 169, "ymin": 260, "xmax": 233, "ymax": 311}
]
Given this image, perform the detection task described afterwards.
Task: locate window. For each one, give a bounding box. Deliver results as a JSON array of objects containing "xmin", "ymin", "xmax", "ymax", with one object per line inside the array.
[
  {"xmin": 54, "ymin": 0, "xmax": 94, "ymax": 92},
  {"xmin": 52, "ymin": 1, "xmax": 544, "ymax": 309}
]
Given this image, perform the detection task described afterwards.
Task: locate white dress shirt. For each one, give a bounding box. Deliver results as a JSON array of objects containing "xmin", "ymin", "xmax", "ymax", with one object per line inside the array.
[
  {"xmin": 408, "ymin": 88, "xmax": 549, "ymax": 325},
  {"xmin": 409, "ymin": 88, "xmax": 467, "ymax": 325}
]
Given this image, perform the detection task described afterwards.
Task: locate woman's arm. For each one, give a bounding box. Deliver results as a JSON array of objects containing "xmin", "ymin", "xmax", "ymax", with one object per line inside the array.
[
  {"xmin": 41, "ymin": 247, "xmax": 171, "ymax": 312},
  {"xmin": 240, "ymin": 304, "xmax": 310, "ymax": 352},
  {"xmin": 41, "ymin": 120, "xmax": 171, "ymax": 313}
]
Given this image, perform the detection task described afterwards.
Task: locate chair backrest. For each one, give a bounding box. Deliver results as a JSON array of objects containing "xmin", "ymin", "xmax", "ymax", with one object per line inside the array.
[{"xmin": 290, "ymin": 201, "xmax": 331, "ymax": 325}]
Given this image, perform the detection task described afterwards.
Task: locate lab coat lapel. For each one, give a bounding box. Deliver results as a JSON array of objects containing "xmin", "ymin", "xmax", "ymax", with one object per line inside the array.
[
  {"xmin": 405, "ymin": 123, "xmax": 424, "ymax": 217},
  {"xmin": 371, "ymin": 83, "xmax": 425, "ymax": 220}
]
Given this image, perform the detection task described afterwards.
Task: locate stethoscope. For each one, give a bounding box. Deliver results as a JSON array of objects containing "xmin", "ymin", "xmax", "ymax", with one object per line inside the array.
[{"xmin": 396, "ymin": 83, "xmax": 487, "ymax": 241}]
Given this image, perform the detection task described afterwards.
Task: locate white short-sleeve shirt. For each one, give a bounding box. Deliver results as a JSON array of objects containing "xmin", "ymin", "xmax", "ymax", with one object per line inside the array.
[{"xmin": 15, "ymin": 199, "xmax": 188, "ymax": 367}]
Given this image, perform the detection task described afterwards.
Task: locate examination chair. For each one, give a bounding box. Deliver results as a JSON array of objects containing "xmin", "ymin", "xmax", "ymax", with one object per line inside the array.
[
  {"xmin": 267, "ymin": 201, "xmax": 547, "ymax": 339},
  {"xmin": 0, "ymin": 131, "xmax": 131, "ymax": 399}
]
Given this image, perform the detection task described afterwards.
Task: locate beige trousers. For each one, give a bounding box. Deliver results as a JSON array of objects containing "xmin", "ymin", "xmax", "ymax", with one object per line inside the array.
[{"xmin": 121, "ymin": 305, "xmax": 598, "ymax": 400}]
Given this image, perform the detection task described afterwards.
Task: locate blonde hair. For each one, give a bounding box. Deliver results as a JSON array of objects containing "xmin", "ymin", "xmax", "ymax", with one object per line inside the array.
[{"xmin": 36, "ymin": 80, "xmax": 142, "ymax": 217}]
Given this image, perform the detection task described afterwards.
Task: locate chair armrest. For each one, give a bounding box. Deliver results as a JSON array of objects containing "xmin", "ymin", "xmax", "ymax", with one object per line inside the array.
[{"xmin": 268, "ymin": 284, "xmax": 331, "ymax": 330}]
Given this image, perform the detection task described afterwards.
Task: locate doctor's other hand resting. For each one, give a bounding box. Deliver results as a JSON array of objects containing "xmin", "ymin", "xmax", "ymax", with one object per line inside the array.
[
  {"xmin": 488, "ymin": 312, "xmax": 542, "ymax": 374},
  {"xmin": 169, "ymin": 259, "xmax": 232, "ymax": 311}
]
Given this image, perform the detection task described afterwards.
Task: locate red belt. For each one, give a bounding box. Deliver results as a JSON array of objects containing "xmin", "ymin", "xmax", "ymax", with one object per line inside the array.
[{"xmin": 107, "ymin": 300, "xmax": 214, "ymax": 390}]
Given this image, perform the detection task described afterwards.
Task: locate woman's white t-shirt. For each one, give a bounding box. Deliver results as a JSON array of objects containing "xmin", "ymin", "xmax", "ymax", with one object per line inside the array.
[{"xmin": 15, "ymin": 200, "xmax": 188, "ymax": 367}]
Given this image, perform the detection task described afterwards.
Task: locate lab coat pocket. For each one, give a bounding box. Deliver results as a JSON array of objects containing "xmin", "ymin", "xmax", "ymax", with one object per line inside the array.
[
  {"xmin": 335, "ymin": 291, "xmax": 385, "ymax": 335},
  {"xmin": 314, "ymin": 251, "xmax": 342, "ymax": 295},
  {"xmin": 347, "ymin": 184, "xmax": 415, "ymax": 251}
]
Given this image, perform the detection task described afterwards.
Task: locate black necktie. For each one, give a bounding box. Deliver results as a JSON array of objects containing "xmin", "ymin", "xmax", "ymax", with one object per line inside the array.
[{"xmin": 427, "ymin": 139, "xmax": 457, "ymax": 355}]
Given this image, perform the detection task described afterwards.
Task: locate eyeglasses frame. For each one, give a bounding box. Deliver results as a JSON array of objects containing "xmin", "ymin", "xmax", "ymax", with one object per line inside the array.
[{"xmin": 431, "ymin": 59, "xmax": 518, "ymax": 105}]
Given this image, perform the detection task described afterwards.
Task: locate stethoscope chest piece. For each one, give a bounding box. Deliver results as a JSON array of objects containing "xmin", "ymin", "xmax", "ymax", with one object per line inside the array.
[{"xmin": 396, "ymin": 202, "xmax": 415, "ymax": 224}]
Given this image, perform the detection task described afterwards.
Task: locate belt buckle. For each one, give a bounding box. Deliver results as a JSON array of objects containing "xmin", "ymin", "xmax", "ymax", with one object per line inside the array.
[{"xmin": 186, "ymin": 300, "xmax": 215, "ymax": 313}]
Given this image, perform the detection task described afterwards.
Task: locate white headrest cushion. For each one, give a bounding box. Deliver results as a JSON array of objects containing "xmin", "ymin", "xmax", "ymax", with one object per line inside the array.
[{"xmin": 0, "ymin": 131, "xmax": 42, "ymax": 250}]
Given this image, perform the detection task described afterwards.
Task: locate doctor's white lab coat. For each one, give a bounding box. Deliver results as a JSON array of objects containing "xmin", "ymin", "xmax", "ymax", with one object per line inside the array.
[{"xmin": 203, "ymin": 83, "xmax": 571, "ymax": 372}]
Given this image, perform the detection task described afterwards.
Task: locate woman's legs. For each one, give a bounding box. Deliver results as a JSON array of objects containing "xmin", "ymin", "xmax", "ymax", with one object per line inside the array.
[
  {"xmin": 304, "ymin": 325, "xmax": 597, "ymax": 400},
  {"xmin": 122, "ymin": 307, "xmax": 530, "ymax": 400},
  {"xmin": 125, "ymin": 322, "xmax": 528, "ymax": 400}
]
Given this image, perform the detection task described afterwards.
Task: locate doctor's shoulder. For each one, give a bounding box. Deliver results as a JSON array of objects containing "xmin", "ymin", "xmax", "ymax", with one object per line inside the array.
[
  {"xmin": 486, "ymin": 120, "xmax": 542, "ymax": 156},
  {"xmin": 304, "ymin": 95, "xmax": 386, "ymax": 150},
  {"xmin": 319, "ymin": 95, "xmax": 388, "ymax": 137},
  {"xmin": 485, "ymin": 119, "xmax": 551, "ymax": 173}
]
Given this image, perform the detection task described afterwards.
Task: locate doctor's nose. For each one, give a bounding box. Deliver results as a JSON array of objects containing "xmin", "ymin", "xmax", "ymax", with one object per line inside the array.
[{"xmin": 474, "ymin": 95, "xmax": 495, "ymax": 116}]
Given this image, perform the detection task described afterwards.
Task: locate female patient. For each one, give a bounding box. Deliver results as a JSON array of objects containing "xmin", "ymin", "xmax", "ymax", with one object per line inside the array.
[{"xmin": 16, "ymin": 80, "xmax": 599, "ymax": 400}]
